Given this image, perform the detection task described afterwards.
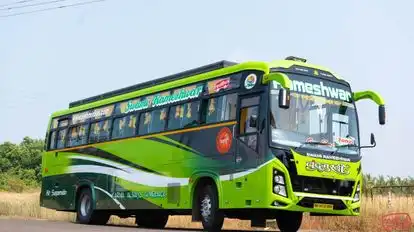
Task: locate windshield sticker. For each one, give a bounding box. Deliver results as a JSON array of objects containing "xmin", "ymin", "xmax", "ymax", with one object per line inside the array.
[
  {"xmin": 335, "ymin": 136, "xmax": 355, "ymax": 146},
  {"xmin": 305, "ymin": 160, "xmax": 350, "ymax": 175},
  {"xmin": 244, "ymin": 73, "xmax": 257, "ymax": 89},
  {"xmin": 320, "ymin": 139, "xmax": 334, "ymax": 147}
]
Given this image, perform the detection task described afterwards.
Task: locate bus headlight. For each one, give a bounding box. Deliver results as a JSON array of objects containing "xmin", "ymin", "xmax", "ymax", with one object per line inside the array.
[
  {"xmin": 274, "ymin": 185, "xmax": 287, "ymax": 197},
  {"xmin": 353, "ymin": 184, "xmax": 360, "ymax": 202},
  {"xmin": 273, "ymin": 169, "xmax": 287, "ymax": 197},
  {"xmin": 274, "ymin": 175, "xmax": 285, "ymax": 185}
]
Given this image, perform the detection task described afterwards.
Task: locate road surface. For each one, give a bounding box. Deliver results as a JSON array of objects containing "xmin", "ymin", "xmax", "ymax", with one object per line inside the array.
[
  {"xmin": 0, "ymin": 218, "xmax": 329, "ymax": 232},
  {"xmin": 0, "ymin": 218, "xmax": 270, "ymax": 232}
]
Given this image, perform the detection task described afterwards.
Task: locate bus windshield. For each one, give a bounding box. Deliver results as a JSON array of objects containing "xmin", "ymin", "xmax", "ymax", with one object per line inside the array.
[{"xmin": 269, "ymin": 73, "xmax": 360, "ymax": 156}]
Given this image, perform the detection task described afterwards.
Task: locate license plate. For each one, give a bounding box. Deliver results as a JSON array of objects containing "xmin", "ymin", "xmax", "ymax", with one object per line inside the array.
[{"xmin": 313, "ymin": 203, "xmax": 334, "ymax": 210}]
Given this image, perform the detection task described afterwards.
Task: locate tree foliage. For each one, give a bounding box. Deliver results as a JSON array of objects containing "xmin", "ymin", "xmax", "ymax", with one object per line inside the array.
[{"xmin": 0, "ymin": 136, "xmax": 44, "ymax": 191}]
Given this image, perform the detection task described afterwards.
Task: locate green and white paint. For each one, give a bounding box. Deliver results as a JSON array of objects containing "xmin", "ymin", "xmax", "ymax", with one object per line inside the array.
[{"xmin": 41, "ymin": 58, "xmax": 383, "ymax": 222}]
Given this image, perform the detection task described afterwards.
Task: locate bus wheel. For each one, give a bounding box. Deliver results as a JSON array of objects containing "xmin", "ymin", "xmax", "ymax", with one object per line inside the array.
[
  {"xmin": 275, "ymin": 211, "xmax": 303, "ymax": 232},
  {"xmin": 76, "ymin": 187, "xmax": 110, "ymax": 225},
  {"xmin": 135, "ymin": 212, "xmax": 169, "ymax": 229},
  {"xmin": 199, "ymin": 184, "xmax": 224, "ymax": 232}
]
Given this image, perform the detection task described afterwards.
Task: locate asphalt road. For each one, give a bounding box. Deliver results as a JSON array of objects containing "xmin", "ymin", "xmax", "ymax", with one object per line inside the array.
[
  {"xmin": 0, "ymin": 218, "xmax": 278, "ymax": 232},
  {"xmin": 0, "ymin": 218, "xmax": 330, "ymax": 232}
]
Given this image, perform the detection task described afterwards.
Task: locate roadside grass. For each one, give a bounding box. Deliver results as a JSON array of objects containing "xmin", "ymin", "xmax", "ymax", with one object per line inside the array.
[{"xmin": 0, "ymin": 190, "xmax": 413, "ymax": 231}]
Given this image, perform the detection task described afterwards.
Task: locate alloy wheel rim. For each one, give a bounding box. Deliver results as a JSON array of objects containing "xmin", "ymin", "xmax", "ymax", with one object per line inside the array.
[
  {"xmin": 200, "ymin": 194, "xmax": 212, "ymax": 223},
  {"xmin": 80, "ymin": 195, "xmax": 91, "ymax": 216}
]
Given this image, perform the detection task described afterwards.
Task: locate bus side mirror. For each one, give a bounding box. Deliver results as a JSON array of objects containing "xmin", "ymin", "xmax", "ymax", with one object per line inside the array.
[
  {"xmin": 249, "ymin": 114, "xmax": 258, "ymax": 128},
  {"xmin": 370, "ymin": 133, "xmax": 376, "ymax": 146},
  {"xmin": 279, "ymin": 88, "xmax": 290, "ymax": 109},
  {"xmin": 361, "ymin": 132, "xmax": 376, "ymax": 149},
  {"xmin": 379, "ymin": 105, "xmax": 386, "ymax": 125}
]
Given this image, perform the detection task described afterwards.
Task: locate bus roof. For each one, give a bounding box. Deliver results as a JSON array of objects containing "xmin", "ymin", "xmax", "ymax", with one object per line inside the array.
[
  {"xmin": 50, "ymin": 57, "xmax": 345, "ymax": 118},
  {"xmin": 69, "ymin": 60, "xmax": 238, "ymax": 108}
]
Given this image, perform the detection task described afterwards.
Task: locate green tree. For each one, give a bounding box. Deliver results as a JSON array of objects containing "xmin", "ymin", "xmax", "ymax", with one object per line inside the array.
[{"xmin": 0, "ymin": 136, "xmax": 45, "ymax": 191}]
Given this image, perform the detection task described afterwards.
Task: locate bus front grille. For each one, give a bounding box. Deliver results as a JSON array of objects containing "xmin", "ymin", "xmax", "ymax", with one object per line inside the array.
[{"xmin": 291, "ymin": 175, "xmax": 355, "ymax": 197}]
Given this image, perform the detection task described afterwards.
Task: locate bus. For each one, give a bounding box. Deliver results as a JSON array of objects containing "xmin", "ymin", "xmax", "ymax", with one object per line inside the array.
[{"xmin": 40, "ymin": 56, "xmax": 386, "ymax": 232}]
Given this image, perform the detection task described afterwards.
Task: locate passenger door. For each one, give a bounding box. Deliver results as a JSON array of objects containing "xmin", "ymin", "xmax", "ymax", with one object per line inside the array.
[{"xmin": 235, "ymin": 94, "xmax": 261, "ymax": 170}]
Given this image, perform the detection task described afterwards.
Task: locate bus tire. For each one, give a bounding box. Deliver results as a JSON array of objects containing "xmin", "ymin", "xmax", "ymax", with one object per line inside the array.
[
  {"xmin": 76, "ymin": 187, "xmax": 110, "ymax": 225},
  {"xmin": 275, "ymin": 210, "xmax": 303, "ymax": 232},
  {"xmin": 198, "ymin": 184, "xmax": 224, "ymax": 232},
  {"xmin": 135, "ymin": 212, "xmax": 169, "ymax": 229}
]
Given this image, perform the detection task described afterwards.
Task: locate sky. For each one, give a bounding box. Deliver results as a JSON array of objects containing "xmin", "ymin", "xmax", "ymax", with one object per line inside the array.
[{"xmin": 1, "ymin": 0, "xmax": 413, "ymax": 177}]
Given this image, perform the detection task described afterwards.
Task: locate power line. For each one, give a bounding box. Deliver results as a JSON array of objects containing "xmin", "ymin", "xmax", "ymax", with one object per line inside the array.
[
  {"xmin": 1, "ymin": 0, "xmax": 69, "ymax": 11},
  {"xmin": 0, "ymin": 0, "xmax": 37, "ymax": 8},
  {"xmin": 0, "ymin": 0, "xmax": 106, "ymax": 18}
]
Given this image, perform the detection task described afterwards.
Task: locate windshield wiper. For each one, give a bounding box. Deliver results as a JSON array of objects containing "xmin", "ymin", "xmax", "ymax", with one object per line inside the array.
[
  {"xmin": 335, "ymin": 144, "xmax": 359, "ymax": 148},
  {"xmin": 330, "ymin": 144, "xmax": 360, "ymax": 156},
  {"xmin": 294, "ymin": 141, "xmax": 332, "ymax": 151},
  {"xmin": 303, "ymin": 141, "xmax": 331, "ymax": 146}
]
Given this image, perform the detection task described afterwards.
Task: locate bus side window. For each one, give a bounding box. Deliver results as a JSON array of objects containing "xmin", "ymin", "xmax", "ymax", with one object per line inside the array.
[
  {"xmin": 168, "ymin": 101, "xmax": 200, "ymax": 130},
  {"xmin": 89, "ymin": 119, "xmax": 111, "ymax": 143},
  {"xmin": 139, "ymin": 112, "xmax": 152, "ymax": 135},
  {"xmin": 139, "ymin": 107, "xmax": 167, "ymax": 135},
  {"xmin": 204, "ymin": 93, "xmax": 237, "ymax": 124},
  {"xmin": 112, "ymin": 115, "xmax": 137, "ymax": 139},
  {"xmin": 67, "ymin": 124, "xmax": 88, "ymax": 147},
  {"xmin": 151, "ymin": 108, "xmax": 167, "ymax": 133},
  {"xmin": 56, "ymin": 129, "xmax": 67, "ymax": 149},
  {"xmin": 68, "ymin": 127, "xmax": 78, "ymax": 147},
  {"xmin": 49, "ymin": 131, "xmax": 56, "ymax": 150}
]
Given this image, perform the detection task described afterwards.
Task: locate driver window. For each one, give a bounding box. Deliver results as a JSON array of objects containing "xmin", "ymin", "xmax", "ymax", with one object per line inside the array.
[{"xmin": 240, "ymin": 106, "xmax": 258, "ymax": 134}]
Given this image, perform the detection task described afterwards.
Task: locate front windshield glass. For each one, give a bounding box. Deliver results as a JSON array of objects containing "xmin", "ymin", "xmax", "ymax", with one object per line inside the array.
[{"xmin": 270, "ymin": 73, "xmax": 359, "ymax": 156}]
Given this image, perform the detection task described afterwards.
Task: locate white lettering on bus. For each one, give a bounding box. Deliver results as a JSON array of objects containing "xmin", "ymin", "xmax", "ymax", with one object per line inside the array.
[
  {"xmin": 274, "ymin": 80, "xmax": 352, "ymax": 102},
  {"xmin": 72, "ymin": 108, "xmax": 110, "ymax": 122}
]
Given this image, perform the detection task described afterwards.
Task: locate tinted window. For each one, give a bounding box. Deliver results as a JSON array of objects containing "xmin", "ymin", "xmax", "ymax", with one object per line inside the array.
[
  {"xmin": 49, "ymin": 131, "xmax": 56, "ymax": 150},
  {"xmin": 89, "ymin": 119, "xmax": 111, "ymax": 143},
  {"xmin": 139, "ymin": 108, "xmax": 167, "ymax": 134},
  {"xmin": 205, "ymin": 93, "xmax": 237, "ymax": 123},
  {"xmin": 67, "ymin": 124, "xmax": 88, "ymax": 147},
  {"xmin": 58, "ymin": 119, "xmax": 69, "ymax": 128},
  {"xmin": 168, "ymin": 101, "xmax": 200, "ymax": 130},
  {"xmin": 56, "ymin": 129, "xmax": 67, "ymax": 149},
  {"xmin": 206, "ymin": 94, "xmax": 237, "ymax": 123},
  {"xmin": 51, "ymin": 119, "xmax": 58, "ymax": 129},
  {"xmin": 112, "ymin": 114, "xmax": 137, "ymax": 139}
]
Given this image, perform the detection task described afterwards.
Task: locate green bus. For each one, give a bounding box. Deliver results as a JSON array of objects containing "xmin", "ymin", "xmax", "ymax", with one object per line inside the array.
[{"xmin": 40, "ymin": 56, "xmax": 386, "ymax": 232}]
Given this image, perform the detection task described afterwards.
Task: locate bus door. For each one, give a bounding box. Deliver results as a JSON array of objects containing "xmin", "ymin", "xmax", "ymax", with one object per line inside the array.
[{"xmin": 235, "ymin": 94, "xmax": 262, "ymax": 170}]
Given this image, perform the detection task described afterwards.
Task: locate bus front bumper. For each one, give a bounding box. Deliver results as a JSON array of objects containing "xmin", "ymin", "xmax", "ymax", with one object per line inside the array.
[{"xmin": 269, "ymin": 191, "xmax": 361, "ymax": 216}]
